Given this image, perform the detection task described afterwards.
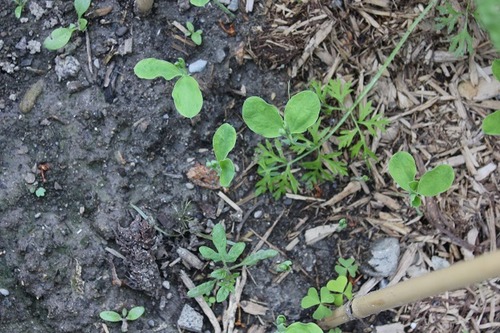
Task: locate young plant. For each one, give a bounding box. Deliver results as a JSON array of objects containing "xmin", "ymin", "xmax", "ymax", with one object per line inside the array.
[
  {"xmin": 388, "ymin": 152, "xmax": 455, "ymax": 209},
  {"xmin": 274, "ymin": 315, "xmax": 324, "ymax": 333},
  {"xmin": 187, "ymin": 223, "xmax": 278, "ymax": 303},
  {"xmin": 35, "ymin": 187, "xmax": 46, "ymax": 197},
  {"xmin": 301, "ymin": 287, "xmax": 336, "ymax": 320},
  {"xmin": 13, "ymin": 0, "xmax": 28, "ymax": 19},
  {"xmin": 326, "ymin": 275, "xmax": 353, "ymax": 306},
  {"xmin": 134, "ymin": 58, "xmax": 203, "ymax": 118},
  {"xmin": 275, "ymin": 260, "xmax": 293, "ymax": 273},
  {"xmin": 207, "ymin": 123, "xmax": 236, "ymax": 187},
  {"xmin": 435, "ymin": 1, "xmax": 473, "ymax": 56},
  {"xmin": 43, "ymin": 0, "xmax": 91, "ymax": 50},
  {"xmin": 185, "ymin": 21, "xmax": 203, "ymax": 45},
  {"xmin": 335, "ymin": 257, "xmax": 358, "ymax": 278},
  {"xmin": 99, "ymin": 306, "xmax": 145, "ymax": 333}
]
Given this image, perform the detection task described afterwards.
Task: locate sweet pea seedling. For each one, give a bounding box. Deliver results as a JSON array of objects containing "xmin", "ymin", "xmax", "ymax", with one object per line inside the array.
[
  {"xmin": 185, "ymin": 21, "xmax": 203, "ymax": 45},
  {"xmin": 100, "ymin": 306, "xmax": 145, "ymax": 332},
  {"xmin": 207, "ymin": 123, "xmax": 236, "ymax": 187},
  {"xmin": 44, "ymin": 0, "xmax": 91, "ymax": 50},
  {"xmin": 388, "ymin": 152, "xmax": 455, "ymax": 208},
  {"xmin": 188, "ymin": 223, "xmax": 278, "ymax": 303},
  {"xmin": 134, "ymin": 58, "xmax": 203, "ymax": 118}
]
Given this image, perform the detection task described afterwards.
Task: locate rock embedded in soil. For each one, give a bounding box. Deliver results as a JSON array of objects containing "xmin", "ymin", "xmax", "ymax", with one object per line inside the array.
[
  {"xmin": 177, "ymin": 304, "xmax": 203, "ymax": 333},
  {"xmin": 55, "ymin": 56, "xmax": 81, "ymax": 82},
  {"xmin": 19, "ymin": 79, "xmax": 44, "ymax": 113},
  {"xmin": 188, "ymin": 60, "xmax": 208, "ymax": 73},
  {"xmin": 365, "ymin": 237, "xmax": 400, "ymax": 277},
  {"xmin": 228, "ymin": 0, "xmax": 239, "ymax": 11},
  {"xmin": 0, "ymin": 288, "xmax": 9, "ymax": 296}
]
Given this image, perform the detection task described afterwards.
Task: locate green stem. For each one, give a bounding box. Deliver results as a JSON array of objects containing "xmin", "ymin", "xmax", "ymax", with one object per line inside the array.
[{"xmin": 213, "ymin": 0, "xmax": 236, "ymax": 19}]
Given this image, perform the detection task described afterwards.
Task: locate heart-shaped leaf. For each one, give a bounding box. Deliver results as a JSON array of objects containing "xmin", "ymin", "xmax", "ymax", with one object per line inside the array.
[
  {"xmin": 172, "ymin": 76, "xmax": 203, "ymax": 118},
  {"xmin": 43, "ymin": 27, "xmax": 74, "ymax": 50},
  {"xmin": 242, "ymin": 97, "xmax": 283, "ymax": 138},
  {"xmin": 326, "ymin": 275, "xmax": 348, "ymax": 294},
  {"xmin": 312, "ymin": 304, "xmax": 332, "ymax": 320},
  {"xmin": 301, "ymin": 287, "xmax": 320, "ymax": 309},
  {"xmin": 388, "ymin": 152, "xmax": 417, "ymax": 192},
  {"xmin": 134, "ymin": 58, "xmax": 183, "ymax": 80},
  {"xmin": 417, "ymin": 164, "xmax": 454, "ymax": 196},
  {"xmin": 284, "ymin": 91, "xmax": 321, "ymax": 134},
  {"xmin": 286, "ymin": 322, "xmax": 324, "ymax": 333},
  {"xmin": 320, "ymin": 286, "xmax": 335, "ymax": 304}
]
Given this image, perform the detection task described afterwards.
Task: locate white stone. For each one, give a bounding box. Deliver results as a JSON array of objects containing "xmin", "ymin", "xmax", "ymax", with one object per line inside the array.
[{"xmin": 188, "ymin": 60, "xmax": 208, "ymax": 73}]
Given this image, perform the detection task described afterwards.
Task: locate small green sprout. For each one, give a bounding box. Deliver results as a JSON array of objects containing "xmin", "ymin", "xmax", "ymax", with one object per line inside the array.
[
  {"xmin": 335, "ymin": 257, "xmax": 358, "ymax": 278},
  {"xmin": 206, "ymin": 123, "xmax": 236, "ymax": 187},
  {"xmin": 185, "ymin": 21, "xmax": 203, "ymax": 45},
  {"xmin": 99, "ymin": 306, "xmax": 145, "ymax": 333},
  {"xmin": 337, "ymin": 218, "xmax": 347, "ymax": 231},
  {"xmin": 13, "ymin": 0, "xmax": 28, "ymax": 19},
  {"xmin": 187, "ymin": 223, "xmax": 278, "ymax": 303},
  {"xmin": 435, "ymin": 1, "xmax": 473, "ymax": 56},
  {"xmin": 35, "ymin": 187, "xmax": 46, "ymax": 197},
  {"xmin": 44, "ymin": 0, "xmax": 91, "ymax": 50},
  {"xmin": 274, "ymin": 315, "xmax": 324, "ymax": 333},
  {"xmin": 134, "ymin": 58, "xmax": 203, "ymax": 118},
  {"xmin": 326, "ymin": 275, "xmax": 353, "ymax": 307},
  {"xmin": 301, "ymin": 287, "xmax": 335, "ymax": 320},
  {"xmin": 388, "ymin": 152, "xmax": 455, "ymax": 209},
  {"xmin": 275, "ymin": 260, "xmax": 293, "ymax": 273}
]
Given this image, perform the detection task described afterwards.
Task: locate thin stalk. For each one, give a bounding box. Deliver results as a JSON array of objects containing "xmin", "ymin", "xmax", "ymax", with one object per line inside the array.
[{"xmin": 213, "ymin": 0, "xmax": 236, "ymax": 19}]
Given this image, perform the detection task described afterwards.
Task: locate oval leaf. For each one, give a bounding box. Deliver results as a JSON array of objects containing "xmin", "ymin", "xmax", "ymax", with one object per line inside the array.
[
  {"xmin": 216, "ymin": 285, "xmax": 231, "ymax": 303},
  {"xmin": 284, "ymin": 91, "xmax": 321, "ymax": 134},
  {"xmin": 388, "ymin": 152, "xmax": 417, "ymax": 192},
  {"xmin": 213, "ymin": 123, "xmax": 236, "ymax": 161},
  {"xmin": 190, "ymin": 0, "xmax": 210, "ymax": 6},
  {"xmin": 99, "ymin": 311, "xmax": 122, "ymax": 322},
  {"xmin": 482, "ymin": 110, "xmax": 500, "ymax": 135},
  {"xmin": 493, "ymin": 59, "xmax": 500, "ymax": 82},
  {"xmin": 240, "ymin": 249, "xmax": 278, "ymax": 266},
  {"xmin": 187, "ymin": 280, "xmax": 216, "ymax": 298},
  {"xmin": 199, "ymin": 246, "xmax": 221, "ymax": 262},
  {"xmin": 43, "ymin": 28, "xmax": 73, "ymax": 50},
  {"xmin": 242, "ymin": 96, "xmax": 283, "ymax": 138},
  {"xmin": 301, "ymin": 287, "xmax": 320, "ymax": 309},
  {"xmin": 417, "ymin": 164, "xmax": 454, "ymax": 196},
  {"xmin": 286, "ymin": 322, "xmax": 324, "ymax": 333},
  {"xmin": 134, "ymin": 58, "xmax": 183, "ymax": 81},
  {"xmin": 172, "ymin": 76, "xmax": 203, "ymax": 118},
  {"xmin": 211, "ymin": 223, "xmax": 227, "ymax": 257},
  {"xmin": 74, "ymin": 0, "xmax": 91, "ymax": 18},
  {"xmin": 126, "ymin": 306, "xmax": 145, "ymax": 321},
  {"xmin": 219, "ymin": 159, "xmax": 235, "ymax": 188}
]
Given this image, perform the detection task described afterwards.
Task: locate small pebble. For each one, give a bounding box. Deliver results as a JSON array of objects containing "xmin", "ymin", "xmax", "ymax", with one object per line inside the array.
[
  {"xmin": 227, "ymin": 0, "xmax": 238, "ymax": 11},
  {"xmin": 253, "ymin": 210, "xmax": 263, "ymax": 219},
  {"xmin": 0, "ymin": 288, "xmax": 9, "ymax": 296},
  {"xmin": 54, "ymin": 182, "xmax": 62, "ymax": 190},
  {"xmin": 185, "ymin": 183, "xmax": 195, "ymax": 190},
  {"xmin": 116, "ymin": 26, "xmax": 128, "ymax": 37},
  {"xmin": 34, "ymin": 213, "xmax": 41, "ymax": 218},
  {"xmin": 166, "ymin": 292, "xmax": 173, "ymax": 299},
  {"xmin": 215, "ymin": 49, "xmax": 226, "ymax": 63},
  {"xmin": 188, "ymin": 60, "xmax": 208, "ymax": 73},
  {"xmin": 55, "ymin": 56, "xmax": 81, "ymax": 82},
  {"xmin": 24, "ymin": 173, "xmax": 36, "ymax": 184},
  {"xmin": 148, "ymin": 319, "xmax": 156, "ymax": 328},
  {"xmin": 283, "ymin": 198, "xmax": 293, "ymax": 206},
  {"xmin": 162, "ymin": 281, "xmax": 171, "ymax": 289},
  {"xmin": 177, "ymin": 304, "xmax": 203, "ymax": 333},
  {"xmin": 431, "ymin": 256, "xmax": 450, "ymax": 270}
]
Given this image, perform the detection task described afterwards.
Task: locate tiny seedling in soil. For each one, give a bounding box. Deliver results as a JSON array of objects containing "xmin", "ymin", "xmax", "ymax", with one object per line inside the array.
[
  {"xmin": 35, "ymin": 187, "xmax": 46, "ymax": 197},
  {"xmin": 388, "ymin": 151, "xmax": 455, "ymax": 209},
  {"xmin": 13, "ymin": 0, "xmax": 28, "ymax": 19},
  {"xmin": 337, "ymin": 218, "xmax": 348, "ymax": 231},
  {"xmin": 134, "ymin": 57, "xmax": 203, "ymax": 118},
  {"xmin": 44, "ymin": 0, "xmax": 91, "ymax": 50},
  {"xmin": 334, "ymin": 257, "xmax": 359, "ymax": 278},
  {"xmin": 99, "ymin": 306, "xmax": 145, "ymax": 332},
  {"xmin": 185, "ymin": 21, "xmax": 203, "ymax": 45},
  {"xmin": 481, "ymin": 60, "xmax": 500, "ymax": 135},
  {"xmin": 274, "ymin": 315, "xmax": 324, "ymax": 333},
  {"xmin": 435, "ymin": 1, "xmax": 473, "ymax": 56},
  {"xmin": 206, "ymin": 123, "xmax": 236, "ymax": 187},
  {"xmin": 275, "ymin": 260, "xmax": 293, "ymax": 273},
  {"xmin": 187, "ymin": 223, "xmax": 278, "ymax": 303}
]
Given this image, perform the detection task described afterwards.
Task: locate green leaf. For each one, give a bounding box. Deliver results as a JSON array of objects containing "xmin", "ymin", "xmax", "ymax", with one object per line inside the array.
[
  {"xmin": 216, "ymin": 285, "xmax": 231, "ymax": 302},
  {"xmin": 100, "ymin": 311, "xmax": 122, "ymax": 322},
  {"xmin": 74, "ymin": 0, "xmax": 91, "ymax": 18},
  {"xmin": 219, "ymin": 159, "xmax": 235, "ymax": 187},
  {"xmin": 320, "ymin": 286, "xmax": 335, "ymax": 304},
  {"xmin": 286, "ymin": 322, "xmax": 324, "ymax": 333},
  {"xmin": 190, "ymin": 0, "xmax": 210, "ymax": 6},
  {"xmin": 126, "ymin": 306, "xmax": 145, "ymax": 321},
  {"xmin": 186, "ymin": 21, "xmax": 195, "ymax": 32},
  {"xmin": 226, "ymin": 242, "xmax": 246, "ymax": 263},
  {"xmin": 242, "ymin": 97, "xmax": 284, "ymax": 138},
  {"xmin": 199, "ymin": 246, "xmax": 222, "ymax": 262},
  {"xmin": 15, "ymin": 6, "xmax": 22, "ymax": 19},
  {"xmin": 211, "ymin": 223, "xmax": 227, "ymax": 257},
  {"xmin": 312, "ymin": 304, "xmax": 332, "ymax": 320},
  {"xmin": 301, "ymin": 287, "xmax": 320, "ymax": 308},
  {"xmin": 482, "ymin": 110, "xmax": 500, "ymax": 135},
  {"xmin": 492, "ymin": 60, "xmax": 500, "ymax": 81},
  {"xmin": 411, "ymin": 194, "xmax": 422, "ymax": 208},
  {"xmin": 388, "ymin": 152, "xmax": 417, "ymax": 192},
  {"xmin": 172, "ymin": 76, "xmax": 203, "ymax": 118},
  {"xmin": 35, "ymin": 187, "xmax": 46, "ymax": 197},
  {"xmin": 239, "ymin": 249, "xmax": 278, "ymax": 266},
  {"xmin": 284, "ymin": 91, "xmax": 321, "ymax": 134},
  {"xmin": 78, "ymin": 18, "xmax": 88, "ymax": 31},
  {"xmin": 43, "ymin": 27, "xmax": 74, "ymax": 50},
  {"xmin": 326, "ymin": 275, "xmax": 348, "ymax": 294},
  {"xmin": 191, "ymin": 32, "xmax": 202, "ymax": 46},
  {"xmin": 187, "ymin": 280, "xmax": 216, "ymax": 298},
  {"xmin": 417, "ymin": 164, "xmax": 454, "ymax": 196},
  {"xmin": 134, "ymin": 58, "xmax": 183, "ymax": 81},
  {"xmin": 210, "ymin": 268, "xmax": 228, "ymax": 280},
  {"xmin": 213, "ymin": 123, "xmax": 236, "ymax": 161}
]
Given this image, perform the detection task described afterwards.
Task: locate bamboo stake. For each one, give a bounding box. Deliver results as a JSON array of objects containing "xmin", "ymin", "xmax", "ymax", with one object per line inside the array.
[{"xmin": 320, "ymin": 250, "xmax": 500, "ymax": 329}]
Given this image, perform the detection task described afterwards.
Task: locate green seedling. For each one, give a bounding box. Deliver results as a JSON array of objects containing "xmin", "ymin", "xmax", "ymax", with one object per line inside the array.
[
  {"xmin": 475, "ymin": 0, "xmax": 500, "ymax": 51},
  {"xmin": 301, "ymin": 287, "xmax": 336, "ymax": 320},
  {"xmin": 13, "ymin": 0, "xmax": 28, "ymax": 19},
  {"xmin": 206, "ymin": 123, "xmax": 236, "ymax": 187},
  {"xmin": 99, "ymin": 306, "xmax": 145, "ymax": 333},
  {"xmin": 44, "ymin": 0, "xmax": 91, "ymax": 50},
  {"xmin": 435, "ymin": 1, "xmax": 473, "ymax": 56},
  {"xmin": 326, "ymin": 275, "xmax": 353, "ymax": 306},
  {"xmin": 388, "ymin": 152, "xmax": 455, "ymax": 209},
  {"xmin": 275, "ymin": 260, "xmax": 293, "ymax": 273},
  {"xmin": 187, "ymin": 223, "xmax": 278, "ymax": 303},
  {"xmin": 185, "ymin": 21, "xmax": 203, "ymax": 45},
  {"xmin": 335, "ymin": 257, "xmax": 358, "ymax": 278},
  {"xmin": 275, "ymin": 315, "xmax": 324, "ymax": 333},
  {"xmin": 337, "ymin": 218, "xmax": 347, "ymax": 231},
  {"xmin": 35, "ymin": 187, "xmax": 46, "ymax": 197},
  {"xmin": 134, "ymin": 58, "xmax": 203, "ymax": 118},
  {"xmin": 482, "ymin": 110, "xmax": 500, "ymax": 135}
]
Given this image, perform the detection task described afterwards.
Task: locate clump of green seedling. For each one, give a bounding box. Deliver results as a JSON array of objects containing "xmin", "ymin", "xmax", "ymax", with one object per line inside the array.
[
  {"xmin": 187, "ymin": 223, "xmax": 278, "ymax": 303},
  {"xmin": 35, "ymin": 187, "xmax": 46, "ymax": 197},
  {"xmin": 99, "ymin": 306, "xmax": 145, "ymax": 332},
  {"xmin": 435, "ymin": 1, "xmax": 473, "ymax": 56},
  {"xmin": 334, "ymin": 257, "xmax": 358, "ymax": 278},
  {"xmin": 13, "ymin": 0, "xmax": 28, "ymax": 19},
  {"xmin": 388, "ymin": 152, "xmax": 455, "ymax": 210},
  {"xmin": 44, "ymin": 0, "xmax": 91, "ymax": 50},
  {"xmin": 207, "ymin": 123, "xmax": 236, "ymax": 187},
  {"xmin": 185, "ymin": 21, "xmax": 203, "ymax": 45},
  {"xmin": 275, "ymin": 260, "xmax": 293, "ymax": 273},
  {"xmin": 482, "ymin": 60, "xmax": 500, "ymax": 135},
  {"xmin": 134, "ymin": 58, "xmax": 203, "ymax": 118}
]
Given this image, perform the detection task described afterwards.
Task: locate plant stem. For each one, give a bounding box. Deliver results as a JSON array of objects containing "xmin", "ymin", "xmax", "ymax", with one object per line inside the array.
[{"xmin": 213, "ymin": 0, "xmax": 236, "ymax": 19}]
